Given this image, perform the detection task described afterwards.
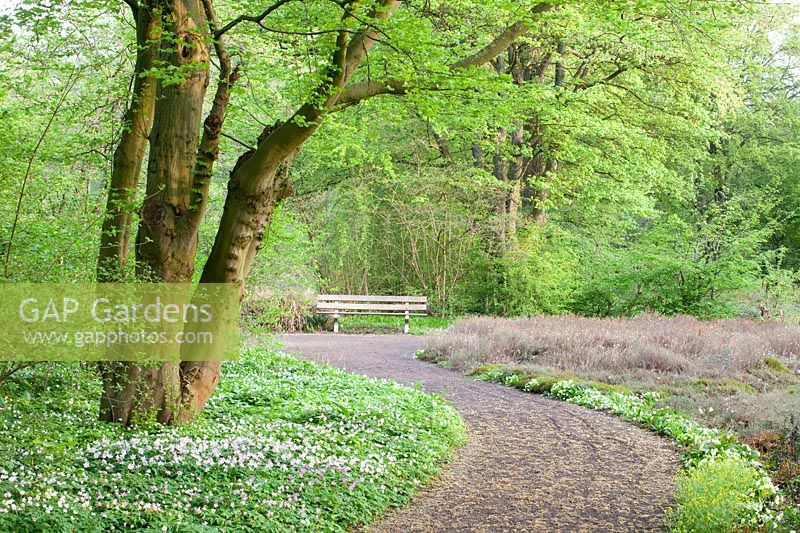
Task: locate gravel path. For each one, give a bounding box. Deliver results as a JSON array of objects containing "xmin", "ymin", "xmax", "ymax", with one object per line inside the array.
[{"xmin": 280, "ymin": 333, "xmax": 679, "ymax": 532}]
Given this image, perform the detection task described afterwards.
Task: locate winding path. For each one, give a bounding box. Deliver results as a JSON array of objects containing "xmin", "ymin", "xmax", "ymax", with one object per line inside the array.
[{"xmin": 281, "ymin": 333, "xmax": 679, "ymax": 532}]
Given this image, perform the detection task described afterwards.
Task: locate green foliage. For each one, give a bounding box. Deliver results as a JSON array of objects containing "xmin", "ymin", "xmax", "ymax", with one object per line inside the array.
[
  {"xmin": 0, "ymin": 347, "xmax": 465, "ymax": 531},
  {"xmin": 764, "ymin": 357, "xmax": 790, "ymax": 374},
  {"xmin": 337, "ymin": 315, "xmax": 454, "ymax": 335},
  {"xmin": 1, "ymin": 0, "xmax": 798, "ymax": 322},
  {"xmin": 248, "ymin": 206, "xmax": 319, "ymax": 293},
  {"xmin": 570, "ymin": 193, "xmax": 775, "ymax": 318},
  {"xmin": 292, "ymin": 107, "xmax": 501, "ymax": 314},
  {"xmin": 670, "ymin": 458, "xmax": 770, "ymax": 532},
  {"xmin": 460, "ymin": 226, "xmax": 580, "ymax": 316},
  {"xmin": 689, "ymin": 378, "xmax": 757, "ymax": 396},
  {"xmin": 0, "ymin": 3, "xmax": 133, "ymax": 282},
  {"xmin": 279, "ymin": 1, "xmax": 800, "ymax": 320}
]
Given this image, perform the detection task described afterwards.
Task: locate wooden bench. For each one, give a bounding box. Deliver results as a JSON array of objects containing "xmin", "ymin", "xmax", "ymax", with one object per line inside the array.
[{"xmin": 315, "ymin": 294, "xmax": 427, "ymax": 334}]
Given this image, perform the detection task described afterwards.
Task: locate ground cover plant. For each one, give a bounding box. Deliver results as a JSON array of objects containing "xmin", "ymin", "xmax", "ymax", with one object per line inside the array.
[
  {"xmin": 0, "ymin": 346, "xmax": 465, "ymax": 531},
  {"xmin": 419, "ymin": 315, "xmax": 800, "ymax": 525}
]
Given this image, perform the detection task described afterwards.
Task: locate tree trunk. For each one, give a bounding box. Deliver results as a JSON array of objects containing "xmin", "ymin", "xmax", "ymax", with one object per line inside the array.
[
  {"xmin": 101, "ymin": 0, "xmax": 401, "ymax": 426},
  {"xmin": 96, "ymin": 6, "xmax": 159, "ymax": 280},
  {"xmin": 176, "ymin": 3, "xmax": 401, "ymax": 423},
  {"xmin": 136, "ymin": 0, "xmax": 210, "ymax": 283},
  {"xmin": 528, "ymin": 39, "xmax": 566, "ymax": 226},
  {"xmin": 507, "ymin": 126, "xmax": 525, "ymax": 245},
  {"xmin": 492, "ymin": 130, "xmax": 508, "ymax": 246},
  {"xmin": 96, "ymin": 0, "xmax": 545, "ymax": 425},
  {"xmin": 530, "ymin": 158, "xmax": 555, "ymax": 226},
  {"xmin": 507, "ymin": 177, "xmax": 523, "ymax": 239},
  {"xmin": 99, "ymin": 362, "xmax": 181, "ymax": 425},
  {"xmin": 100, "ymin": 0, "xmax": 212, "ymax": 426}
]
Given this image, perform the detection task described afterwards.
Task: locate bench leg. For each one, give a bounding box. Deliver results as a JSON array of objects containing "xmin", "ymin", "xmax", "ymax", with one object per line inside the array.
[
  {"xmin": 334, "ymin": 313, "xmax": 339, "ymax": 333},
  {"xmin": 404, "ymin": 310, "xmax": 409, "ymax": 334}
]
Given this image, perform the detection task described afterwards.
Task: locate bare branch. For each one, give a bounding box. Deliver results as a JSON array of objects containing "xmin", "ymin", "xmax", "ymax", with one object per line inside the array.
[
  {"xmin": 253, "ymin": 26, "xmax": 354, "ymax": 36},
  {"xmin": 222, "ymin": 132, "xmax": 256, "ymax": 151}
]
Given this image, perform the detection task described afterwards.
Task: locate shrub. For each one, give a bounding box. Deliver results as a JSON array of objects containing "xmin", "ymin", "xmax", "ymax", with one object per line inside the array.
[
  {"xmin": 670, "ymin": 457, "xmax": 768, "ymax": 532},
  {"xmin": 423, "ymin": 315, "xmax": 800, "ymax": 380},
  {"xmin": 764, "ymin": 356, "xmax": 790, "ymax": 373},
  {"xmin": 241, "ymin": 288, "xmax": 320, "ymax": 332}
]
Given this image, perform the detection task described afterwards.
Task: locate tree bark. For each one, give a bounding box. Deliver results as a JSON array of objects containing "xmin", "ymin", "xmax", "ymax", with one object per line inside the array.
[
  {"xmin": 101, "ymin": 0, "xmax": 213, "ymax": 426},
  {"xmin": 96, "ymin": 5, "xmax": 159, "ymax": 280},
  {"xmin": 136, "ymin": 0, "xmax": 210, "ymax": 283},
  {"xmin": 99, "ymin": 362, "xmax": 181, "ymax": 425}
]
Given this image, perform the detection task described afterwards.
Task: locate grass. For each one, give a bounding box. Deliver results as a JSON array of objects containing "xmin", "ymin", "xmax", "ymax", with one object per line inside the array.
[
  {"xmin": 336, "ymin": 315, "xmax": 454, "ymax": 335},
  {"xmin": 0, "ymin": 344, "xmax": 465, "ymax": 532}
]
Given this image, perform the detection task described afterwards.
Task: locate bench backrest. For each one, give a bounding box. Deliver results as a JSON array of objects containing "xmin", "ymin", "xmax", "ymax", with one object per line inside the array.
[{"xmin": 316, "ymin": 294, "xmax": 427, "ymax": 316}]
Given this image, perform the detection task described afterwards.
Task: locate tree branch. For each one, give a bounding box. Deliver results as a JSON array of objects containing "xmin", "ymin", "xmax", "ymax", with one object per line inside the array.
[
  {"xmin": 336, "ymin": 2, "xmax": 556, "ymax": 108},
  {"xmin": 336, "ymin": 78, "xmax": 407, "ymax": 107},
  {"xmin": 342, "ymin": 0, "xmax": 401, "ymax": 81},
  {"xmin": 214, "ymin": 0, "xmax": 295, "ymax": 38},
  {"xmin": 187, "ymin": 0, "xmax": 240, "ymax": 229},
  {"xmin": 453, "ymin": 3, "xmax": 555, "ymax": 69},
  {"xmin": 221, "ymin": 132, "xmax": 256, "ymax": 151},
  {"xmin": 122, "ymin": 0, "xmax": 138, "ymax": 21}
]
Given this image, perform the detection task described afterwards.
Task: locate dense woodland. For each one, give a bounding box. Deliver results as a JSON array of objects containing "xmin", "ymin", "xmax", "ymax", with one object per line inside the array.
[
  {"xmin": 1, "ymin": 0, "xmax": 798, "ymax": 428},
  {"xmin": 1, "ymin": 0, "xmax": 800, "ymax": 530},
  {"xmin": 0, "ymin": 2, "xmax": 796, "ymax": 393},
  {"xmin": 3, "ymin": 0, "xmax": 798, "ymax": 319}
]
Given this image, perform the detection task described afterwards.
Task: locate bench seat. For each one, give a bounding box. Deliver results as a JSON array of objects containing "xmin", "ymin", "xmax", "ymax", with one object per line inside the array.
[{"xmin": 315, "ymin": 294, "xmax": 428, "ymax": 333}]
